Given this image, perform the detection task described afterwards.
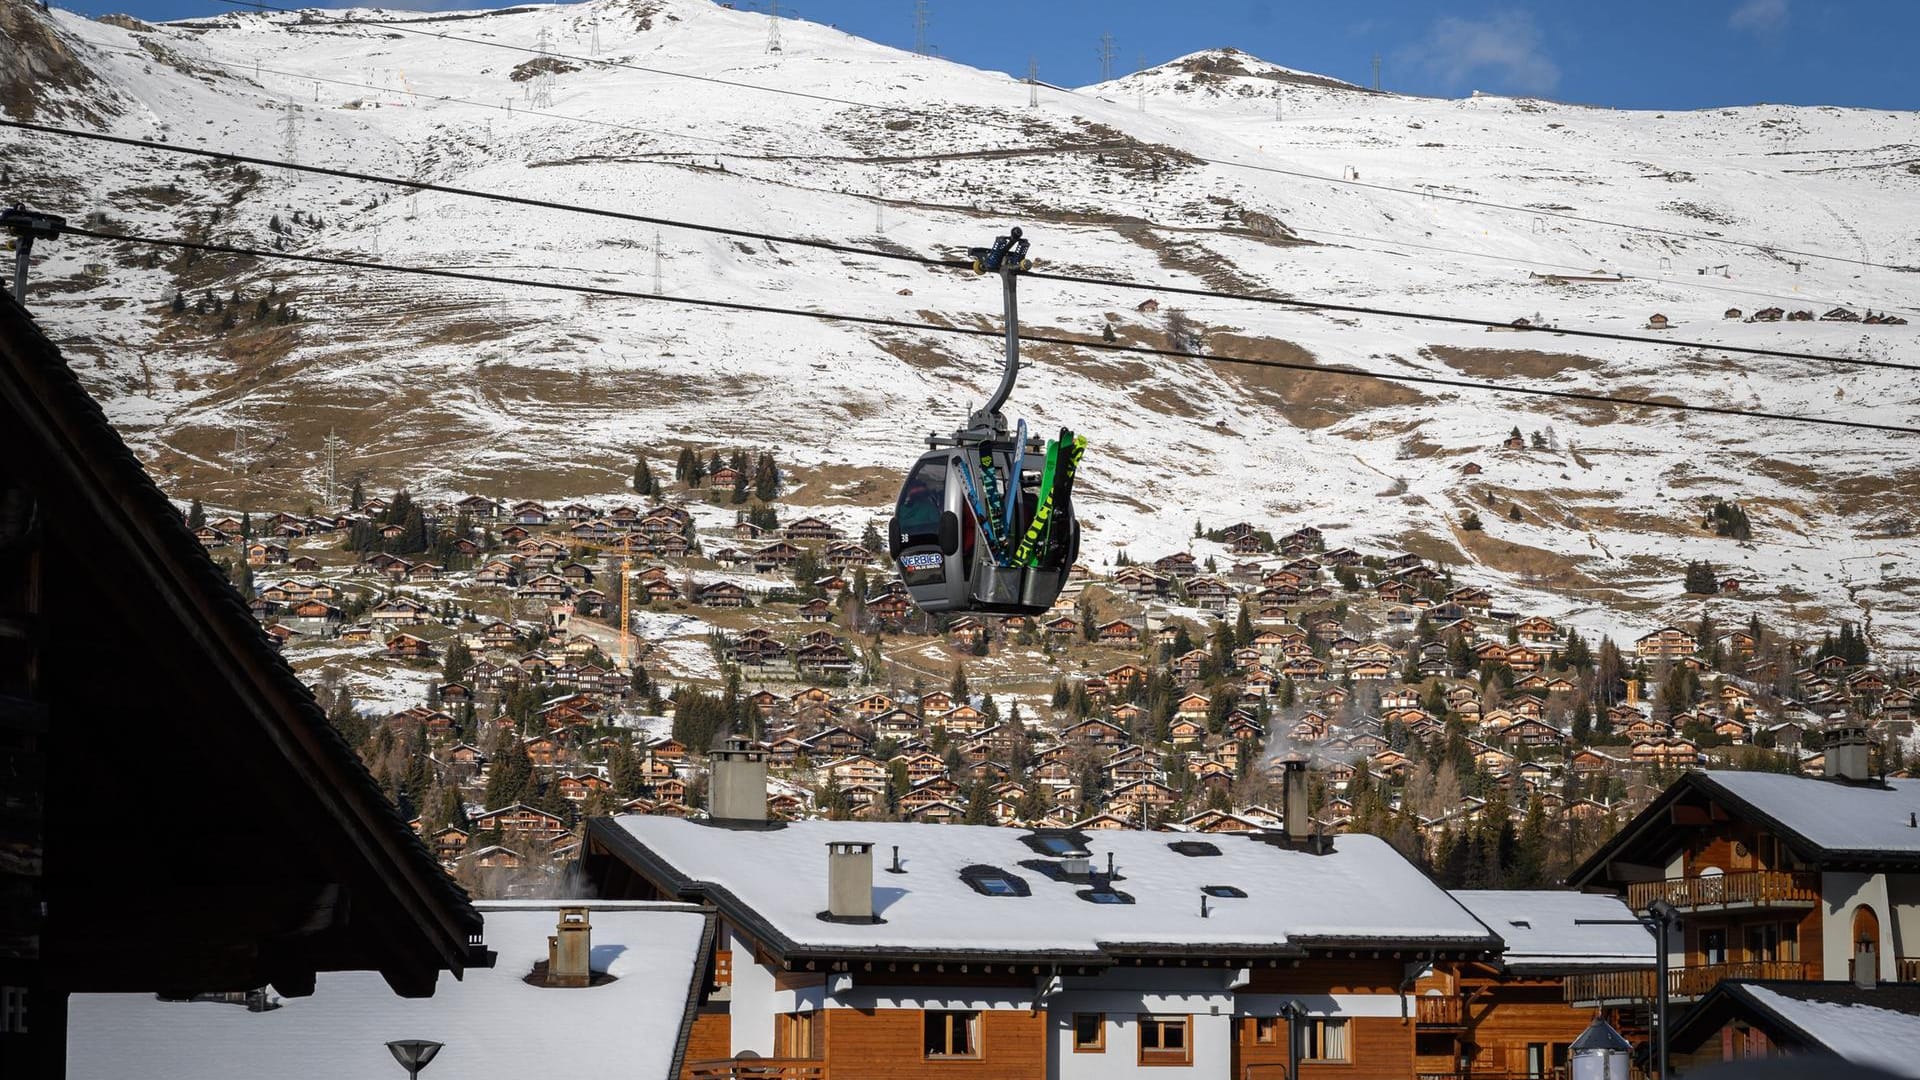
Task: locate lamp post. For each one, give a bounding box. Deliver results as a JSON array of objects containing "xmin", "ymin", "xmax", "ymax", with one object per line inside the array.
[
  {"xmin": 386, "ymin": 1039, "xmax": 443, "ymax": 1080},
  {"xmin": 1578, "ymin": 898, "xmax": 1681, "ymax": 1079}
]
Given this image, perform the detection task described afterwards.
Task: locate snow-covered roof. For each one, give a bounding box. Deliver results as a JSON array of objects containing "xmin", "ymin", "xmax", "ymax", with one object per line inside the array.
[
  {"xmin": 1449, "ymin": 890, "xmax": 1654, "ymax": 972},
  {"xmin": 1699, "ymin": 772, "xmax": 1920, "ymax": 858},
  {"xmin": 1740, "ymin": 983, "xmax": 1920, "ymax": 1077},
  {"xmin": 67, "ymin": 902, "xmax": 710, "ymax": 1080},
  {"xmin": 1575, "ymin": 771, "xmax": 1920, "ymax": 888},
  {"xmin": 602, "ymin": 816, "xmax": 1501, "ymax": 959}
]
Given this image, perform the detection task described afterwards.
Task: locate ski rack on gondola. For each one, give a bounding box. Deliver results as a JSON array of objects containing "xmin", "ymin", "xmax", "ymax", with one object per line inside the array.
[{"xmin": 888, "ymin": 228, "xmax": 1083, "ymax": 615}]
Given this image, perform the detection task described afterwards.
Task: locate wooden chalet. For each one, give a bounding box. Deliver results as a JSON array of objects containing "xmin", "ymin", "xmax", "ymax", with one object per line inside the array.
[
  {"xmin": 585, "ymin": 761, "xmax": 1504, "ymax": 1080},
  {"xmin": 1418, "ymin": 891, "xmax": 1653, "ymax": 1076},
  {"xmin": 1568, "ymin": 737, "xmax": 1917, "ymax": 1012},
  {"xmin": 0, "ymin": 295, "xmax": 484, "ymax": 1077}
]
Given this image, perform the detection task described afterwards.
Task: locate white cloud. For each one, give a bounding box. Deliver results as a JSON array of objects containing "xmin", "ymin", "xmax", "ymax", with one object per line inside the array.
[
  {"xmin": 1401, "ymin": 11, "xmax": 1561, "ymax": 96},
  {"xmin": 1729, "ymin": 0, "xmax": 1790, "ymax": 34}
]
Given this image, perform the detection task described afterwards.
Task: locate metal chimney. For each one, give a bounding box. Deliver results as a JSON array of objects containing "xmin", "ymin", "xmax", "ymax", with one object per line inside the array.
[
  {"xmin": 709, "ymin": 736, "xmax": 768, "ymax": 822},
  {"xmin": 826, "ymin": 841, "xmax": 875, "ymax": 921},
  {"xmin": 1281, "ymin": 755, "xmax": 1311, "ymax": 844},
  {"xmin": 546, "ymin": 906, "xmax": 591, "ymax": 987}
]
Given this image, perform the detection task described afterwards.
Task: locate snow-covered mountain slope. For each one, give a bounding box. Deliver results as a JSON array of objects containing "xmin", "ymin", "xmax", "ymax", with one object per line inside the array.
[{"xmin": 4, "ymin": 0, "xmax": 1919, "ymax": 651}]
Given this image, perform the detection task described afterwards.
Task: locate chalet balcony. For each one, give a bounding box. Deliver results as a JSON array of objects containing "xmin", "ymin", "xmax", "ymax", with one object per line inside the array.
[
  {"xmin": 1565, "ymin": 961, "xmax": 1814, "ymax": 1006},
  {"xmin": 1904, "ymin": 957, "xmax": 1920, "ymax": 983},
  {"xmin": 1414, "ymin": 994, "xmax": 1465, "ymax": 1028},
  {"xmin": 1625, "ymin": 870, "xmax": 1819, "ymax": 913},
  {"xmin": 686, "ymin": 1059, "xmax": 825, "ymax": 1080}
]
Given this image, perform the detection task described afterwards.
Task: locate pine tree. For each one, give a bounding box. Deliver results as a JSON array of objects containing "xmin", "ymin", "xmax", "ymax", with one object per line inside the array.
[
  {"xmin": 1234, "ymin": 603, "xmax": 1255, "ymax": 649},
  {"xmin": 187, "ymin": 498, "xmax": 205, "ymax": 530},
  {"xmin": 633, "ymin": 455, "xmax": 655, "ymax": 495},
  {"xmin": 170, "ymin": 289, "xmax": 185, "ymax": 314},
  {"xmin": 753, "ymin": 452, "xmax": 779, "ymax": 501},
  {"xmin": 1462, "ymin": 511, "xmax": 1484, "ymax": 532},
  {"xmin": 349, "ymin": 477, "xmax": 364, "ymax": 511},
  {"xmin": 239, "ymin": 511, "xmax": 252, "ymax": 539},
  {"xmin": 442, "ymin": 638, "xmax": 474, "ymax": 686},
  {"xmin": 950, "ymin": 661, "xmax": 970, "ymax": 702}
]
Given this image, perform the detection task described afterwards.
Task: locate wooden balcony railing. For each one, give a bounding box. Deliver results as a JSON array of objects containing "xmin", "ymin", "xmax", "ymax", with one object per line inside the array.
[
  {"xmin": 1903, "ymin": 957, "xmax": 1920, "ymax": 983},
  {"xmin": 1415, "ymin": 995, "xmax": 1465, "ymax": 1026},
  {"xmin": 1566, "ymin": 960, "xmax": 1814, "ymax": 1004},
  {"xmin": 1626, "ymin": 870, "xmax": 1820, "ymax": 912},
  {"xmin": 686, "ymin": 1059, "xmax": 825, "ymax": 1080}
]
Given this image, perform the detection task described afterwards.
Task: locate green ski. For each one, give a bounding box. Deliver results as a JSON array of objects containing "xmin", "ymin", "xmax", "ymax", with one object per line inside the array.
[
  {"xmin": 1040, "ymin": 434, "xmax": 1086, "ymax": 566},
  {"xmin": 1013, "ymin": 430, "xmax": 1069, "ymax": 567}
]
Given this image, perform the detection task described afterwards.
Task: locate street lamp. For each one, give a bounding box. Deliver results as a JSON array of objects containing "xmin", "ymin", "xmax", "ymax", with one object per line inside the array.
[
  {"xmin": 386, "ymin": 1040, "xmax": 443, "ymax": 1080},
  {"xmin": 1578, "ymin": 898, "xmax": 1682, "ymax": 1079}
]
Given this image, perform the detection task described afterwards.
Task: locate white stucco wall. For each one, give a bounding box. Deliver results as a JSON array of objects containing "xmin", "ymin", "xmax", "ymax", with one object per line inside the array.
[
  {"xmin": 1045, "ymin": 970, "xmax": 1237, "ymax": 1080},
  {"xmin": 727, "ymin": 926, "xmax": 778, "ymax": 1056},
  {"xmin": 1886, "ymin": 874, "xmax": 1920, "ymax": 967},
  {"xmin": 1822, "ymin": 871, "xmax": 1896, "ymax": 981}
]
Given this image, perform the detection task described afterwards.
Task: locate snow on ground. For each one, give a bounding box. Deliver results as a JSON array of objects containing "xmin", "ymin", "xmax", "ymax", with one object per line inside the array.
[
  {"xmin": 6, "ymin": 0, "xmax": 1919, "ymax": 655},
  {"xmin": 630, "ymin": 609, "xmax": 723, "ymax": 680}
]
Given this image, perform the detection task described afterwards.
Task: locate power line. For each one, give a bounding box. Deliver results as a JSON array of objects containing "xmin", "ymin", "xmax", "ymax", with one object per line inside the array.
[
  {"xmin": 48, "ymin": 222, "xmax": 1920, "ymax": 436},
  {"xmin": 8, "ymin": 117, "xmax": 1915, "ymax": 374},
  {"xmin": 208, "ymin": 0, "xmax": 1917, "ymax": 274}
]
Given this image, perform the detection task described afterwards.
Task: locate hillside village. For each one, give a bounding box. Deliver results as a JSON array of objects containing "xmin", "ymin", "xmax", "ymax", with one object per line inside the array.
[
  {"xmin": 12, "ymin": 0, "xmax": 1920, "ymax": 1074},
  {"xmin": 192, "ymin": 442, "xmax": 1916, "ymax": 901}
]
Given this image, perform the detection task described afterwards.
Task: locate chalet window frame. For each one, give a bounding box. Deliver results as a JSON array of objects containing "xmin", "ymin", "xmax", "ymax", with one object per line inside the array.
[
  {"xmin": 1300, "ymin": 1016, "xmax": 1351, "ymax": 1063},
  {"xmin": 923, "ymin": 1009, "xmax": 982, "ymax": 1060},
  {"xmin": 1253, "ymin": 1015, "xmax": 1279, "ymax": 1045},
  {"xmin": 1072, "ymin": 1012, "xmax": 1106, "ymax": 1053},
  {"xmin": 1137, "ymin": 1013, "xmax": 1193, "ymax": 1066}
]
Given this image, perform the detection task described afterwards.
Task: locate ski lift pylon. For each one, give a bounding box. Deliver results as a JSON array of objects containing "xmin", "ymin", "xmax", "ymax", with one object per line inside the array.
[{"xmin": 889, "ymin": 228, "xmax": 1083, "ymax": 615}]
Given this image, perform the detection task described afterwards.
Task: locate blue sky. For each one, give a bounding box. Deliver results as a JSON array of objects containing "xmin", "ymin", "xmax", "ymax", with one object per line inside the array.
[{"xmin": 73, "ymin": 0, "xmax": 1920, "ymax": 111}]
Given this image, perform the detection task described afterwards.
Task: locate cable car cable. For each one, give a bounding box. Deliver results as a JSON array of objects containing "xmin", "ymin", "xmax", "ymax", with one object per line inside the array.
[
  {"xmin": 8, "ymin": 118, "xmax": 1914, "ymax": 374},
  {"xmin": 46, "ymin": 222, "xmax": 1920, "ymax": 436}
]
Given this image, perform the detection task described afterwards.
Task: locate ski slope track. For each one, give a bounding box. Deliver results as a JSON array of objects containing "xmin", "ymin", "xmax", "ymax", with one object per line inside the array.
[{"xmin": 4, "ymin": 0, "xmax": 1919, "ymax": 652}]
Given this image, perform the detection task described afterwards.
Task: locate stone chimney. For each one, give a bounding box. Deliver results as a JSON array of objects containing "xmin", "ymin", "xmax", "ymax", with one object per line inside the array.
[
  {"xmin": 709, "ymin": 737, "xmax": 768, "ymax": 822},
  {"xmin": 1826, "ymin": 725, "xmax": 1872, "ymax": 782},
  {"xmin": 826, "ymin": 841, "xmax": 874, "ymax": 922},
  {"xmin": 546, "ymin": 906, "xmax": 591, "ymax": 987},
  {"xmin": 1281, "ymin": 755, "xmax": 1310, "ymax": 844}
]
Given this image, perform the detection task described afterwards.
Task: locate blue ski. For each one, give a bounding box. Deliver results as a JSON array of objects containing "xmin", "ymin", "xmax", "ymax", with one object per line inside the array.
[
  {"xmin": 955, "ymin": 455, "xmax": 1010, "ymax": 564},
  {"xmin": 1004, "ymin": 418, "xmax": 1027, "ymax": 540}
]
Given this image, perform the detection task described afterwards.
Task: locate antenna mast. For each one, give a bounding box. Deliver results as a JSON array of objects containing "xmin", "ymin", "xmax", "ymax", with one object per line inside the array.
[
  {"xmin": 1097, "ymin": 32, "xmax": 1117, "ymax": 81},
  {"xmin": 912, "ymin": 0, "xmax": 930, "ymax": 55},
  {"xmin": 531, "ymin": 28, "xmax": 556, "ymax": 108},
  {"xmin": 280, "ymin": 96, "xmax": 300, "ymax": 165},
  {"xmin": 619, "ymin": 533, "xmax": 635, "ymax": 670},
  {"xmin": 765, "ymin": 0, "xmax": 782, "ymax": 54}
]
